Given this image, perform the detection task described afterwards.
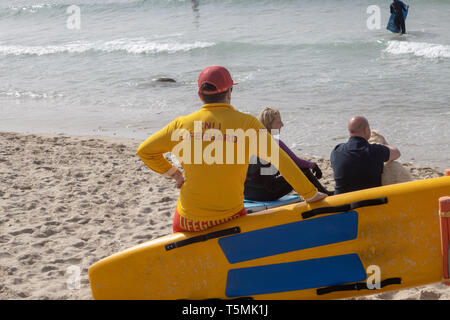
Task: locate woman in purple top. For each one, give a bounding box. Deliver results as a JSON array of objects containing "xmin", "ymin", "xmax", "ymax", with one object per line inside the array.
[{"xmin": 244, "ymin": 107, "xmax": 333, "ymax": 201}]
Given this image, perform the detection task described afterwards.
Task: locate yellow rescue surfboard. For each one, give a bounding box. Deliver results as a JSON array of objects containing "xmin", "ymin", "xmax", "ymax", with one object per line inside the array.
[{"xmin": 88, "ymin": 176, "xmax": 450, "ymax": 300}]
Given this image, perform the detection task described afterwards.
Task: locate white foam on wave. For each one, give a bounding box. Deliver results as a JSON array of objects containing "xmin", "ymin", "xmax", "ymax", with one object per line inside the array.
[
  {"xmin": 6, "ymin": 3, "xmax": 59, "ymax": 13},
  {"xmin": 384, "ymin": 40, "xmax": 450, "ymax": 59},
  {"xmin": 0, "ymin": 38, "xmax": 215, "ymax": 56},
  {"xmin": 0, "ymin": 89, "xmax": 64, "ymax": 99},
  {"xmin": 100, "ymin": 39, "xmax": 215, "ymax": 54}
]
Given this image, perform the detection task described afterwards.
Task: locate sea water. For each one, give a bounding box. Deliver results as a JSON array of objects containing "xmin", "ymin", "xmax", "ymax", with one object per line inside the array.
[{"xmin": 1, "ymin": 0, "xmax": 449, "ymax": 169}]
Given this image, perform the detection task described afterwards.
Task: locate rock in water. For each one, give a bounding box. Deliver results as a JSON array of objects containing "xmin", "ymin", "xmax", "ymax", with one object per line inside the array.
[{"xmin": 153, "ymin": 77, "xmax": 176, "ymax": 83}]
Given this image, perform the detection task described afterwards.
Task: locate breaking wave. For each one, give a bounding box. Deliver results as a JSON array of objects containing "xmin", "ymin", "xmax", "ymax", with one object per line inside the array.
[
  {"xmin": 385, "ymin": 41, "xmax": 450, "ymax": 59},
  {"xmin": 0, "ymin": 38, "xmax": 216, "ymax": 56}
]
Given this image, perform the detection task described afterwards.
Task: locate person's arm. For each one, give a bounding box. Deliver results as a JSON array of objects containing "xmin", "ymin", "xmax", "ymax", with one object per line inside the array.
[
  {"xmin": 373, "ymin": 143, "xmax": 400, "ymax": 164},
  {"xmin": 252, "ymin": 118, "xmax": 326, "ymax": 203},
  {"xmin": 278, "ymin": 139, "xmax": 323, "ymax": 179},
  {"xmin": 386, "ymin": 145, "xmax": 401, "ymax": 163},
  {"xmin": 278, "ymin": 140, "xmax": 315, "ymax": 169},
  {"xmin": 137, "ymin": 119, "xmax": 185, "ymax": 187}
]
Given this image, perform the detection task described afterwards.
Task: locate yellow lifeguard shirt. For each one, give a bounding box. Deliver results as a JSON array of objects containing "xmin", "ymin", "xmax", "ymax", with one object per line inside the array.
[{"xmin": 137, "ymin": 103, "xmax": 317, "ymax": 221}]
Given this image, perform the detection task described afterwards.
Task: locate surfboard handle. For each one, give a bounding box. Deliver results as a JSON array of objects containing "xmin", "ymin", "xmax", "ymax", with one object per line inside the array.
[
  {"xmin": 316, "ymin": 277, "xmax": 401, "ymax": 295},
  {"xmin": 302, "ymin": 197, "xmax": 388, "ymax": 219},
  {"xmin": 165, "ymin": 227, "xmax": 241, "ymax": 251}
]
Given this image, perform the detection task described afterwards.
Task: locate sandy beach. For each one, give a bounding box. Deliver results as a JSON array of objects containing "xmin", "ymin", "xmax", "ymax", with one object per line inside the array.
[{"xmin": 0, "ymin": 131, "xmax": 448, "ymax": 300}]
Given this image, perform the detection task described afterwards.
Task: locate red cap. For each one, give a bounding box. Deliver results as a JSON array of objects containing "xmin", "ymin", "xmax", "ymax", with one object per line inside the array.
[{"xmin": 198, "ymin": 66, "xmax": 238, "ymax": 95}]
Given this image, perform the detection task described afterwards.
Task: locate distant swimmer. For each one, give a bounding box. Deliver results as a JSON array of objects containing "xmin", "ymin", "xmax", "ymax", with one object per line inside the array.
[
  {"xmin": 390, "ymin": 0, "xmax": 409, "ymax": 34},
  {"xmin": 191, "ymin": 0, "xmax": 199, "ymax": 12}
]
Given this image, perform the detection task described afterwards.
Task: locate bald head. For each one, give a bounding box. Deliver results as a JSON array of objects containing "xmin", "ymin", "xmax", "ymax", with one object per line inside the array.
[{"xmin": 348, "ymin": 116, "xmax": 371, "ymax": 140}]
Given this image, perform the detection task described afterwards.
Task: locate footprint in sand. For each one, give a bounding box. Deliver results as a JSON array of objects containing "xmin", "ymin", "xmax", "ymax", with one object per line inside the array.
[
  {"xmin": 18, "ymin": 253, "xmax": 40, "ymax": 265},
  {"xmin": 51, "ymin": 257, "xmax": 82, "ymax": 265},
  {"xmin": 41, "ymin": 265, "xmax": 58, "ymax": 272},
  {"xmin": 44, "ymin": 221, "xmax": 61, "ymax": 226},
  {"xmin": 140, "ymin": 207, "xmax": 153, "ymax": 214},
  {"xmin": 16, "ymin": 292, "xmax": 30, "ymax": 298},
  {"xmin": 98, "ymin": 229, "xmax": 113, "ymax": 235},
  {"xmin": 374, "ymin": 291, "xmax": 397, "ymax": 299},
  {"xmin": 31, "ymin": 240, "xmax": 50, "ymax": 248},
  {"xmin": 132, "ymin": 234, "xmax": 154, "ymax": 241},
  {"xmin": 36, "ymin": 226, "xmax": 58, "ymax": 238},
  {"xmin": 419, "ymin": 290, "xmax": 441, "ymax": 300},
  {"xmin": 72, "ymin": 241, "xmax": 85, "ymax": 248},
  {"xmin": 9, "ymin": 228, "xmax": 34, "ymax": 236}
]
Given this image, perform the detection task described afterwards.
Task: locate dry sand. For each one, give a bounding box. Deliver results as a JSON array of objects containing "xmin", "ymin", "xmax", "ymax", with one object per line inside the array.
[{"xmin": 0, "ymin": 131, "xmax": 449, "ymax": 300}]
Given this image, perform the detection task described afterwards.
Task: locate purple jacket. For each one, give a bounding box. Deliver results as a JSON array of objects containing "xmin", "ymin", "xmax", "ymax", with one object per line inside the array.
[{"xmin": 278, "ymin": 139, "xmax": 316, "ymax": 169}]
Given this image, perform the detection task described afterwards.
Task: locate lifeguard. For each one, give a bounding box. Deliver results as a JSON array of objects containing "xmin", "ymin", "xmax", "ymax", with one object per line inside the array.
[{"xmin": 137, "ymin": 66, "xmax": 327, "ymax": 232}]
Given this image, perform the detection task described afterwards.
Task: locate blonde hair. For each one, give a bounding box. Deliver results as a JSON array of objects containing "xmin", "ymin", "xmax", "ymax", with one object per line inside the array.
[{"xmin": 258, "ymin": 107, "xmax": 280, "ymax": 130}]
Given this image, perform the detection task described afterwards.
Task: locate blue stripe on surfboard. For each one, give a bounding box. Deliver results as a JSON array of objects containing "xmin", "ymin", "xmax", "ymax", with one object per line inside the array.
[
  {"xmin": 225, "ymin": 254, "xmax": 366, "ymax": 297},
  {"xmin": 244, "ymin": 195, "xmax": 300, "ymax": 209},
  {"xmin": 218, "ymin": 211, "xmax": 358, "ymax": 264}
]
